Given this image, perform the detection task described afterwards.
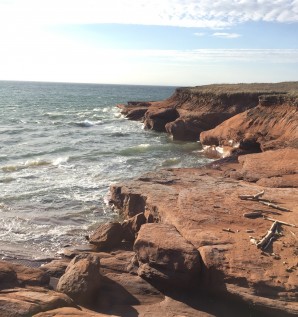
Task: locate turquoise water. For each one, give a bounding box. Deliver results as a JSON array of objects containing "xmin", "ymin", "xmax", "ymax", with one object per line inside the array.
[{"xmin": 0, "ymin": 81, "xmax": 211, "ymax": 259}]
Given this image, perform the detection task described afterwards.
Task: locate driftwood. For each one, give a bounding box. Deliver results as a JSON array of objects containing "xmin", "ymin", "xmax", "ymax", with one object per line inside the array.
[
  {"xmin": 243, "ymin": 211, "xmax": 263, "ymax": 219},
  {"xmin": 263, "ymin": 216, "xmax": 297, "ymax": 228},
  {"xmin": 259, "ymin": 201, "xmax": 291, "ymax": 212},
  {"xmin": 257, "ymin": 221, "xmax": 279, "ymax": 249},
  {"xmin": 222, "ymin": 228, "xmax": 234, "ymax": 233},
  {"xmin": 239, "ymin": 190, "xmax": 265, "ymax": 201}
]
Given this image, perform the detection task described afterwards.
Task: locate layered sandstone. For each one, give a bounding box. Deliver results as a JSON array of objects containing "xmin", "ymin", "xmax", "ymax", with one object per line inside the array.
[
  {"xmin": 200, "ymin": 94, "xmax": 298, "ymax": 152},
  {"xmin": 118, "ymin": 82, "xmax": 298, "ymax": 142},
  {"xmin": 109, "ymin": 160, "xmax": 298, "ymax": 316}
]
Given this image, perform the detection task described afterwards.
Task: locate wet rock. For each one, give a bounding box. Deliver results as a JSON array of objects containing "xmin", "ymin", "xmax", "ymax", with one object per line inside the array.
[
  {"xmin": 134, "ymin": 223, "xmax": 201, "ymax": 290},
  {"xmin": 89, "ymin": 222, "xmax": 124, "ymax": 251},
  {"xmin": 56, "ymin": 254, "xmax": 101, "ymax": 307},
  {"xmin": 144, "ymin": 107, "xmax": 179, "ymax": 132},
  {"xmin": 121, "ymin": 212, "xmax": 147, "ymax": 242}
]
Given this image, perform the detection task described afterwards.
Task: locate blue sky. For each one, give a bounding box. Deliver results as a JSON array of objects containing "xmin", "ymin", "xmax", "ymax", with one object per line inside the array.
[{"xmin": 0, "ymin": 0, "xmax": 297, "ymax": 86}]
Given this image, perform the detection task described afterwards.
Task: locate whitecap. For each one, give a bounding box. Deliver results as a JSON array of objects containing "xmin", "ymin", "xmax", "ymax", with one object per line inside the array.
[
  {"xmin": 52, "ymin": 156, "xmax": 69, "ymax": 166},
  {"xmin": 75, "ymin": 119, "xmax": 102, "ymax": 127}
]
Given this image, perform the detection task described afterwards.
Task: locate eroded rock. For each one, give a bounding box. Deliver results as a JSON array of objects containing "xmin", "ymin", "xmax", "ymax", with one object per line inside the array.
[
  {"xmin": 56, "ymin": 254, "xmax": 101, "ymax": 307},
  {"xmin": 134, "ymin": 223, "xmax": 201, "ymax": 289},
  {"xmin": 89, "ymin": 222, "xmax": 124, "ymax": 251}
]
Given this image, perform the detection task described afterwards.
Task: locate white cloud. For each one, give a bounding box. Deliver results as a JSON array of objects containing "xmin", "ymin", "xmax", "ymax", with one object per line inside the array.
[
  {"xmin": 0, "ymin": 0, "xmax": 297, "ymax": 28},
  {"xmin": 213, "ymin": 32, "xmax": 242, "ymax": 38},
  {"xmin": 194, "ymin": 32, "xmax": 205, "ymax": 37}
]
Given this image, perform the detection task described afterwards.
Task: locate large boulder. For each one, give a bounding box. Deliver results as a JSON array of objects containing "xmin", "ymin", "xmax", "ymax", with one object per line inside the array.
[
  {"xmin": 56, "ymin": 254, "xmax": 101, "ymax": 307},
  {"xmin": 134, "ymin": 223, "xmax": 201, "ymax": 289},
  {"xmin": 89, "ymin": 222, "xmax": 124, "ymax": 251}
]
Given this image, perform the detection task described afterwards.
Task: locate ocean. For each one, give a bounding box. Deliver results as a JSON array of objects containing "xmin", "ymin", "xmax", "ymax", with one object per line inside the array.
[{"xmin": 0, "ymin": 81, "xmax": 212, "ymax": 260}]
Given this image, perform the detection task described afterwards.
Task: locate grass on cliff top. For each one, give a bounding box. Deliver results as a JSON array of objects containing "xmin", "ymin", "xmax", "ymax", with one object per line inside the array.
[{"xmin": 185, "ymin": 82, "xmax": 298, "ymax": 96}]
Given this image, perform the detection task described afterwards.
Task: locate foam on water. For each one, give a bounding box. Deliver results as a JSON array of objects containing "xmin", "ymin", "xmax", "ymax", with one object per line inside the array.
[{"xmin": 0, "ymin": 81, "xmax": 212, "ymax": 260}]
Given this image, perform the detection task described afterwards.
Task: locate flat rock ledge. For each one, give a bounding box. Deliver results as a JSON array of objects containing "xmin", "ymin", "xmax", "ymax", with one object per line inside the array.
[{"xmin": 109, "ymin": 154, "xmax": 298, "ymax": 317}]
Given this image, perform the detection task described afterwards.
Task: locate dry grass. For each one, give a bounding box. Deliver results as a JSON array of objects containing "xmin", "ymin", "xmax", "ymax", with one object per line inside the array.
[{"xmin": 182, "ymin": 82, "xmax": 298, "ymax": 96}]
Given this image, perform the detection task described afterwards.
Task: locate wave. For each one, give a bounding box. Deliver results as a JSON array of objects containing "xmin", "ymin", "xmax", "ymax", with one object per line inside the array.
[
  {"xmin": 74, "ymin": 119, "xmax": 102, "ymax": 128},
  {"xmin": 1, "ymin": 156, "xmax": 69, "ymax": 172},
  {"xmin": 161, "ymin": 157, "xmax": 182, "ymax": 167}
]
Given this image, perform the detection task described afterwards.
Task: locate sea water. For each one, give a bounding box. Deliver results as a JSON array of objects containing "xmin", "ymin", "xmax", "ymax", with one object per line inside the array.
[{"xmin": 0, "ymin": 81, "xmax": 212, "ymax": 260}]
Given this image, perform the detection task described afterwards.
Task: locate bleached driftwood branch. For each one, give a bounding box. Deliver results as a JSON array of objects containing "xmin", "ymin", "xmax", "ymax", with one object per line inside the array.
[
  {"xmin": 257, "ymin": 221, "xmax": 279, "ymax": 249},
  {"xmin": 239, "ymin": 190, "xmax": 265, "ymax": 201},
  {"xmin": 263, "ymin": 216, "xmax": 297, "ymax": 228},
  {"xmin": 259, "ymin": 201, "xmax": 291, "ymax": 212}
]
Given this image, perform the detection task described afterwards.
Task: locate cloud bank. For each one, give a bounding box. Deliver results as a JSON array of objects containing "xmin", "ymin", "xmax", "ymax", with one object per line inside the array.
[{"xmin": 0, "ymin": 0, "xmax": 297, "ymax": 28}]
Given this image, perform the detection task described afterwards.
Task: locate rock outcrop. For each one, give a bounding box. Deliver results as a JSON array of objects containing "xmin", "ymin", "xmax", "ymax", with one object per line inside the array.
[
  {"xmin": 118, "ymin": 82, "xmax": 298, "ymax": 141},
  {"xmin": 134, "ymin": 223, "xmax": 201, "ymax": 289},
  {"xmin": 200, "ymin": 94, "xmax": 298, "ymax": 152},
  {"xmin": 109, "ymin": 164, "xmax": 298, "ymax": 317}
]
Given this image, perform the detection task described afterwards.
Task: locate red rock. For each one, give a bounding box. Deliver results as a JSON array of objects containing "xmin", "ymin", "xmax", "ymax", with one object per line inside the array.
[
  {"xmin": 236, "ymin": 148, "xmax": 298, "ymax": 187},
  {"xmin": 121, "ymin": 212, "xmax": 147, "ymax": 241},
  {"xmin": 33, "ymin": 307, "xmax": 115, "ymax": 317},
  {"xmin": 89, "ymin": 222, "xmax": 124, "ymax": 251},
  {"xmin": 56, "ymin": 254, "xmax": 101, "ymax": 307},
  {"xmin": 143, "ymin": 107, "xmax": 179, "ymax": 132},
  {"xmin": 0, "ymin": 289, "xmax": 74, "ymax": 317},
  {"xmin": 134, "ymin": 223, "xmax": 201, "ymax": 289},
  {"xmin": 0, "ymin": 261, "xmax": 19, "ymax": 289},
  {"xmin": 0, "ymin": 261, "xmax": 50, "ymax": 288},
  {"xmin": 109, "ymin": 166, "xmax": 298, "ymax": 316},
  {"xmin": 200, "ymin": 96, "xmax": 298, "ymax": 152},
  {"xmin": 41, "ymin": 260, "xmax": 70, "ymax": 278}
]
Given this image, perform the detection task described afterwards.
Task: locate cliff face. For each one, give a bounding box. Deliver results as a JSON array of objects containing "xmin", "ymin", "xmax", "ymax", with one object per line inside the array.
[
  {"xmin": 200, "ymin": 95, "xmax": 298, "ymax": 152},
  {"xmin": 119, "ymin": 82, "xmax": 298, "ymax": 144}
]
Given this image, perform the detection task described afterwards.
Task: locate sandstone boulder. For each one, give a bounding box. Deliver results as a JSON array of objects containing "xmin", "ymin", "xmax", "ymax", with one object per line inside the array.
[
  {"xmin": 134, "ymin": 223, "xmax": 201, "ymax": 289},
  {"xmin": 0, "ymin": 261, "xmax": 50, "ymax": 288},
  {"xmin": 0, "ymin": 261, "xmax": 19, "ymax": 289},
  {"xmin": 121, "ymin": 212, "xmax": 147, "ymax": 241},
  {"xmin": 89, "ymin": 222, "xmax": 124, "ymax": 250},
  {"xmin": 235, "ymin": 148, "xmax": 298, "ymax": 187},
  {"xmin": 33, "ymin": 307, "xmax": 116, "ymax": 317},
  {"xmin": 41, "ymin": 260, "xmax": 70, "ymax": 278},
  {"xmin": 56, "ymin": 254, "xmax": 101, "ymax": 307},
  {"xmin": 0, "ymin": 289, "xmax": 74, "ymax": 317}
]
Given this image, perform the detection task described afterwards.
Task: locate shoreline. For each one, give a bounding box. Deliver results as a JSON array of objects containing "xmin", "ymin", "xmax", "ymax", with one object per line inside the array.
[{"xmin": 1, "ymin": 82, "xmax": 297, "ymax": 317}]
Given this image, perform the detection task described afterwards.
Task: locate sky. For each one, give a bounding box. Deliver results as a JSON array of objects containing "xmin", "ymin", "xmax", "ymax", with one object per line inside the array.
[{"xmin": 0, "ymin": 0, "xmax": 297, "ymax": 86}]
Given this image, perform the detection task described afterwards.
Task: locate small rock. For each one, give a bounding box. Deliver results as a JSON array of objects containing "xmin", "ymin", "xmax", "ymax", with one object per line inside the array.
[{"xmin": 89, "ymin": 222, "xmax": 124, "ymax": 251}]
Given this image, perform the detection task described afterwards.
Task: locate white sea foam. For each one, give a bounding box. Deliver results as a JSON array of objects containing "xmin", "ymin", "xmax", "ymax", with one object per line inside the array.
[
  {"xmin": 75, "ymin": 119, "xmax": 102, "ymax": 127},
  {"xmin": 52, "ymin": 156, "xmax": 69, "ymax": 166}
]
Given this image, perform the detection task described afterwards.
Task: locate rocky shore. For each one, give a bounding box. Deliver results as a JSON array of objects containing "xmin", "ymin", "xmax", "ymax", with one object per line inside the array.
[{"xmin": 1, "ymin": 82, "xmax": 297, "ymax": 317}]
